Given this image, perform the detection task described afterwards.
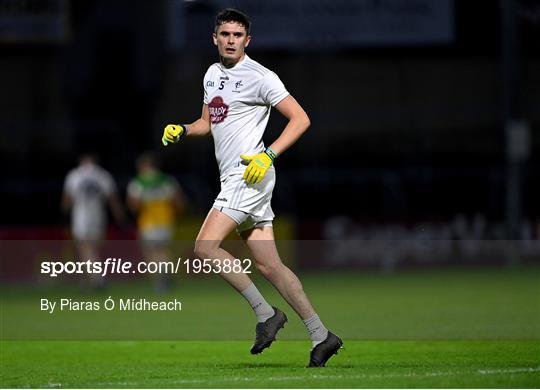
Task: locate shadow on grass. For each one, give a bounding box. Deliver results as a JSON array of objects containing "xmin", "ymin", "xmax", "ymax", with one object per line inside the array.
[
  {"xmin": 225, "ymin": 362, "xmax": 295, "ymax": 369},
  {"xmin": 223, "ymin": 362, "xmax": 356, "ymax": 369}
]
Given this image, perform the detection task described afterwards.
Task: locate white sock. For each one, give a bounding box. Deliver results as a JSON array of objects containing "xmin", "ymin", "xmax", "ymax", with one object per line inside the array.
[
  {"xmin": 303, "ymin": 314, "xmax": 329, "ymax": 348},
  {"xmin": 240, "ymin": 283, "xmax": 275, "ymax": 322}
]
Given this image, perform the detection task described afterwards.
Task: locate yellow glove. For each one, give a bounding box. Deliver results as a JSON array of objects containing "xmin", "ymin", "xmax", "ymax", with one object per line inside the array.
[
  {"xmin": 240, "ymin": 148, "xmax": 277, "ymax": 185},
  {"xmin": 162, "ymin": 124, "xmax": 187, "ymax": 146}
]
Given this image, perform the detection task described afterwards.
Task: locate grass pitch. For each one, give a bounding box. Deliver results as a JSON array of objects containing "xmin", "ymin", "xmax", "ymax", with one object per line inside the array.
[
  {"xmin": 1, "ymin": 340, "xmax": 538, "ymax": 388},
  {"xmin": 1, "ymin": 267, "xmax": 539, "ymax": 387}
]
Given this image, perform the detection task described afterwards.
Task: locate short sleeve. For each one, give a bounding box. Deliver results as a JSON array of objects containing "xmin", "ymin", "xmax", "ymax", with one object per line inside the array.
[
  {"xmin": 100, "ymin": 171, "xmax": 116, "ymax": 196},
  {"xmin": 63, "ymin": 172, "xmax": 75, "ymax": 196},
  {"xmin": 203, "ymin": 80, "xmax": 209, "ymax": 105},
  {"xmin": 259, "ymin": 72, "xmax": 289, "ymax": 107},
  {"xmin": 127, "ymin": 180, "xmax": 142, "ymax": 199},
  {"xmin": 203, "ymin": 67, "xmax": 213, "ymax": 105},
  {"xmin": 170, "ymin": 176, "xmax": 183, "ymax": 195}
]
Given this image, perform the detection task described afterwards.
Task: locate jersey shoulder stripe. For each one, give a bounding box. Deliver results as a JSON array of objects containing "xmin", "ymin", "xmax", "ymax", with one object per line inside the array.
[
  {"xmin": 244, "ymin": 63, "xmax": 266, "ymax": 77},
  {"xmin": 243, "ymin": 58, "xmax": 270, "ymax": 77}
]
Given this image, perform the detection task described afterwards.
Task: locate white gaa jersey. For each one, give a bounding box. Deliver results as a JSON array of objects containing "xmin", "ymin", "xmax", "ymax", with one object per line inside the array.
[
  {"xmin": 63, "ymin": 164, "xmax": 116, "ymax": 239},
  {"xmin": 203, "ymin": 54, "xmax": 289, "ymax": 180}
]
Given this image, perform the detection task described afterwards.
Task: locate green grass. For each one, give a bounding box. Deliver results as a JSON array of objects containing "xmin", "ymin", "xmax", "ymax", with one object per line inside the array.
[
  {"xmin": 1, "ymin": 340, "xmax": 539, "ymax": 388},
  {"xmin": 1, "ymin": 267, "xmax": 539, "ymax": 387},
  {"xmin": 2, "ymin": 267, "xmax": 539, "ymax": 340}
]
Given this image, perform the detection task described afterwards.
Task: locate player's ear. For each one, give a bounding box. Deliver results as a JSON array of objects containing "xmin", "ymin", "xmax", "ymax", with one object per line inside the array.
[
  {"xmin": 245, "ymin": 35, "xmax": 251, "ymax": 48},
  {"xmin": 212, "ymin": 32, "xmax": 218, "ymax": 46}
]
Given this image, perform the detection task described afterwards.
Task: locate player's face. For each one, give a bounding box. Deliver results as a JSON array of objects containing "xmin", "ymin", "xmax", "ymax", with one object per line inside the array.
[{"xmin": 213, "ymin": 22, "xmax": 251, "ymax": 67}]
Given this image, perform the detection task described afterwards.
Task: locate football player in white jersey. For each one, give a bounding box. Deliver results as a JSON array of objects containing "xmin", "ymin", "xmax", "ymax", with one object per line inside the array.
[
  {"xmin": 62, "ymin": 154, "xmax": 125, "ymax": 288},
  {"xmin": 162, "ymin": 9, "xmax": 342, "ymax": 367}
]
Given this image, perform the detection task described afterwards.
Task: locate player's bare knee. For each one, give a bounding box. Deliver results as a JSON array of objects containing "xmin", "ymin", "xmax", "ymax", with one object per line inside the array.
[
  {"xmin": 194, "ymin": 240, "xmax": 218, "ymax": 259},
  {"xmin": 255, "ymin": 262, "xmax": 269, "ymax": 278},
  {"xmin": 256, "ymin": 262, "xmax": 282, "ymax": 280}
]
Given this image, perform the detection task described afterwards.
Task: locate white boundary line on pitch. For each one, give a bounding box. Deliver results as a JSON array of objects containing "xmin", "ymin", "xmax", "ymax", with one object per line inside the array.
[{"xmin": 77, "ymin": 366, "xmax": 540, "ymax": 388}]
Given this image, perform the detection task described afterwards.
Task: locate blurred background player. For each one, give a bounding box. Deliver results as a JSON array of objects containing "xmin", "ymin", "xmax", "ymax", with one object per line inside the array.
[
  {"xmin": 127, "ymin": 152, "xmax": 185, "ymax": 292},
  {"xmin": 61, "ymin": 154, "xmax": 125, "ymax": 289}
]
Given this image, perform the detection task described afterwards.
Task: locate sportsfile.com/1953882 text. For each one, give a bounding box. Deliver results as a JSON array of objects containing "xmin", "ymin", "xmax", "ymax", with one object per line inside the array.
[{"xmin": 40, "ymin": 258, "xmax": 252, "ymax": 277}]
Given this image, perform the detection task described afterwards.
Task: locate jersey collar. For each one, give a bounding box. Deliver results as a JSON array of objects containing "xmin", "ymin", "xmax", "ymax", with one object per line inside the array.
[{"xmin": 219, "ymin": 53, "xmax": 249, "ymax": 71}]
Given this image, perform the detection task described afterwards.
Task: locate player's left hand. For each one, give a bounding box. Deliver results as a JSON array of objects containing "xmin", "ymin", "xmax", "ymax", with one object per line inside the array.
[{"xmin": 240, "ymin": 151, "xmax": 273, "ymax": 185}]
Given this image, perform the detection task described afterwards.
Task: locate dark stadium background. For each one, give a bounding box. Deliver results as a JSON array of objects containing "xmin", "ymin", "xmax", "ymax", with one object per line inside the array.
[
  {"xmin": 0, "ymin": 0, "xmax": 539, "ymax": 246},
  {"xmin": 1, "ymin": 2, "xmax": 539, "ymax": 388}
]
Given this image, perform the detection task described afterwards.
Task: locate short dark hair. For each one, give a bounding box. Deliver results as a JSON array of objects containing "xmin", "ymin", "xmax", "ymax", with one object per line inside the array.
[
  {"xmin": 79, "ymin": 153, "xmax": 98, "ymax": 165},
  {"xmin": 215, "ymin": 8, "xmax": 251, "ymax": 34},
  {"xmin": 136, "ymin": 151, "xmax": 159, "ymax": 170}
]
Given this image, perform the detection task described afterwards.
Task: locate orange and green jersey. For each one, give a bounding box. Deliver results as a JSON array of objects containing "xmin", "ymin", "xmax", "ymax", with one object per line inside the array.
[{"xmin": 127, "ymin": 172, "xmax": 179, "ymax": 231}]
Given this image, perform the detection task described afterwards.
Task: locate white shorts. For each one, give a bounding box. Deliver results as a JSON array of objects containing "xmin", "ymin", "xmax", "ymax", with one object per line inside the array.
[
  {"xmin": 140, "ymin": 227, "xmax": 172, "ymax": 242},
  {"xmin": 72, "ymin": 221, "xmax": 105, "ymax": 241},
  {"xmin": 212, "ymin": 167, "xmax": 275, "ymax": 233},
  {"xmin": 139, "ymin": 227, "xmax": 172, "ymax": 250}
]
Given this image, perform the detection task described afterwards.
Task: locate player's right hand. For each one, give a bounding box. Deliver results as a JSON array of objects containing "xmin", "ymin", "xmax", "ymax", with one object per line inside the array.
[{"xmin": 162, "ymin": 124, "xmax": 187, "ymax": 146}]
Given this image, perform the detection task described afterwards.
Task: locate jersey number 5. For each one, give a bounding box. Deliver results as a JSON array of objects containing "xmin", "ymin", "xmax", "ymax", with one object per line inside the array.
[{"xmin": 218, "ymin": 80, "xmax": 225, "ymax": 90}]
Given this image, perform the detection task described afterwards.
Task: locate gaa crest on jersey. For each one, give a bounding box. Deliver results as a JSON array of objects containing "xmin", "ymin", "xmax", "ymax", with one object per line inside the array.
[{"xmin": 208, "ymin": 96, "xmax": 229, "ymax": 124}]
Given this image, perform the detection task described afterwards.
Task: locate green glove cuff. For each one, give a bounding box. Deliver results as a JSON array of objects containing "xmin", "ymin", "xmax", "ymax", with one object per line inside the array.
[
  {"xmin": 179, "ymin": 124, "xmax": 188, "ymax": 139},
  {"xmin": 265, "ymin": 147, "xmax": 278, "ymax": 162}
]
